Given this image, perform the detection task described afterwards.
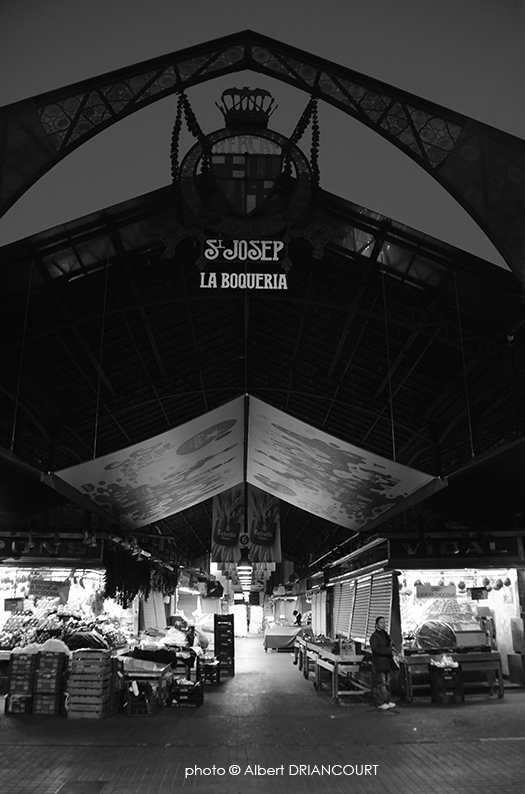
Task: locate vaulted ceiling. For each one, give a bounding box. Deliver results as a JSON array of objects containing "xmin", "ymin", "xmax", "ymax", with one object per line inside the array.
[
  {"xmin": 2, "ymin": 30, "xmax": 525, "ymax": 572},
  {"xmin": 1, "ymin": 182, "xmax": 525, "ymax": 567}
]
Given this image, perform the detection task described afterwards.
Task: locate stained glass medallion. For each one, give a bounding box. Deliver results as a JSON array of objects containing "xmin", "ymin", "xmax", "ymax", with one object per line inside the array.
[{"xmin": 179, "ymin": 88, "xmax": 313, "ymax": 237}]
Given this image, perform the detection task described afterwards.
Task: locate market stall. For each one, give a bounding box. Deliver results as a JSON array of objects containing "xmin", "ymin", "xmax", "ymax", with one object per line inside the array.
[
  {"xmin": 263, "ymin": 625, "xmax": 303, "ymax": 651},
  {"xmin": 305, "ymin": 533, "xmax": 525, "ymax": 703},
  {"xmin": 399, "ymin": 650, "xmax": 504, "ymax": 701}
]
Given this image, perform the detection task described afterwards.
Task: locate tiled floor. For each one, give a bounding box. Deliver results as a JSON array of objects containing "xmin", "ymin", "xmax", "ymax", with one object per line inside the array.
[{"xmin": 1, "ymin": 636, "xmax": 524, "ymax": 793}]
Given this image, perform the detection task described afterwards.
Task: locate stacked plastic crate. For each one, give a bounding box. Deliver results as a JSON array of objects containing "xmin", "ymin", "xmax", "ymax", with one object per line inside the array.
[
  {"xmin": 214, "ymin": 614, "xmax": 235, "ymax": 677},
  {"xmin": 4, "ymin": 653, "xmax": 37, "ymax": 714},
  {"xmin": 33, "ymin": 652, "xmax": 67, "ymax": 715},
  {"xmin": 168, "ymin": 678, "xmax": 204, "ymax": 708},
  {"xmin": 201, "ymin": 656, "xmax": 221, "ymax": 685},
  {"xmin": 126, "ymin": 679, "xmax": 160, "ymax": 716},
  {"xmin": 67, "ymin": 649, "xmax": 122, "ymax": 719}
]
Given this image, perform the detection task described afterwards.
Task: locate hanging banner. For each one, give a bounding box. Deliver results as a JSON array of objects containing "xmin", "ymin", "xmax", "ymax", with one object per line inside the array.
[
  {"xmin": 247, "ymin": 397, "xmax": 446, "ymax": 531},
  {"xmin": 246, "ymin": 484, "xmax": 281, "ymax": 563},
  {"xmin": 45, "ymin": 397, "xmax": 245, "ymax": 529},
  {"xmin": 211, "ymin": 484, "xmax": 245, "ymax": 563},
  {"xmin": 211, "ymin": 484, "xmax": 281, "ymax": 563}
]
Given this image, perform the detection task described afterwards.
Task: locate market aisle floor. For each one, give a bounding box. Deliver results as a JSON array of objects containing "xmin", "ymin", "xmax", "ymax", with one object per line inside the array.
[{"xmin": 1, "ymin": 635, "xmax": 525, "ymax": 793}]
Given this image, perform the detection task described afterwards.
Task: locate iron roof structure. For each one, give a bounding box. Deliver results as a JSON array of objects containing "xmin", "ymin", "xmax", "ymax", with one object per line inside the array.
[
  {"xmin": 1, "ymin": 31, "xmax": 525, "ymax": 573},
  {"xmin": 1, "ymin": 182, "xmax": 525, "ymax": 567}
]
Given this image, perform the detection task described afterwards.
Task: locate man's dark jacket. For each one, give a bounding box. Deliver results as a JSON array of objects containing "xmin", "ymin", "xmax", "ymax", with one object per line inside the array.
[{"xmin": 369, "ymin": 628, "xmax": 394, "ymax": 672}]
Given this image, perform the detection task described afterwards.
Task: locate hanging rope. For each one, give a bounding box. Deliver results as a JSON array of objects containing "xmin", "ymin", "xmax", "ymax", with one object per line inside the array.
[
  {"xmin": 93, "ymin": 259, "xmax": 110, "ymax": 460},
  {"xmin": 284, "ymin": 95, "xmax": 320, "ymax": 184},
  {"xmin": 381, "ymin": 263, "xmax": 397, "ymax": 462},
  {"xmin": 310, "ymin": 99, "xmax": 320, "ymax": 188},
  {"xmin": 181, "ymin": 92, "xmax": 206, "ymax": 141},
  {"xmin": 290, "ymin": 95, "xmax": 317, "ymax": 144},
  {"xmin": 453, "ymin": 270, "xmax": 475, "ymax": 459},
  {"xmin": 170, "ymin": 93, "xmax": 184, "ymax": 182},
  {"xmin": 170, "ymin": 92, "xmax": 208, "ymax": 183},
  {"xmin": 10, "ymin": 260, "xmax": 34, "ymax": 452}
]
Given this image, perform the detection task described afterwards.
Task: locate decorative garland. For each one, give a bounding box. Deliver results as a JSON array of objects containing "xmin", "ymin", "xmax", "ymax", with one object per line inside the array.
[{"xmin": 103, "ymin": 545, "xmax": 179, "ymax": 608}]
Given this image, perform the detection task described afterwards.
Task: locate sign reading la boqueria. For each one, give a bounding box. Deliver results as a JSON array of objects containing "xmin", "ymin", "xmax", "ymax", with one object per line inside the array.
[{"xmin": 199, "ymin": 238, "xmax": 288, "ymax": 290}]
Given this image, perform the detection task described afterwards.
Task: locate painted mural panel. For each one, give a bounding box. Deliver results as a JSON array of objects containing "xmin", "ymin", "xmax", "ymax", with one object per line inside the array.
[
  {"xmin": 247, "ymin": 397, "xmax": 443, "ymax": 530},
  {"xmin": 52, "ymin": 397, "xmax": 245, "ymax": 528}
]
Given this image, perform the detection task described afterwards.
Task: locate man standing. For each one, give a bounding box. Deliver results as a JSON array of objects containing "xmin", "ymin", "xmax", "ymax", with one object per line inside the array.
[{"xmin": 369, "ymin": 616, "xmax": 397, "ymax": 710}]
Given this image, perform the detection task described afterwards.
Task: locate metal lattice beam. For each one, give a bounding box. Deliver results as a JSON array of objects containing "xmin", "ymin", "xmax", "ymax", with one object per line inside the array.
[{"xmin": 2, "ymin": 31, "xmax": 525, "ymax": 287}]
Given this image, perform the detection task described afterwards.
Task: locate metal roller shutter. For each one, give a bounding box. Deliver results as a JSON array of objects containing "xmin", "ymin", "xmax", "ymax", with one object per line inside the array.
[
  {"xmin": 142, "ymin": 591, "xmax": 166, "ymax": 629},
  {"xmin": 350, "ymin": 575, "xmax": 371, "ymax": 642},
  {"xmin": 333, "ymin": 580, "xmax": 355, "ymax": 637},
  {"xmin": 177, "ymin": 592, "xmax": 198, "ymax": 621},
  {"xmin": 319, "ymin": 589, "xmax": 327, "ymax": 636},
  {"xmin": 332, "ymin": 583, "xmax": 342, "ymax": 635},
  {"xmin": 367, "ymin": 571, "xmax": 394, "ymax": 640},
  {"xmin": 312, "ymin": 590, "xmax": 322, "ymax": 635}
]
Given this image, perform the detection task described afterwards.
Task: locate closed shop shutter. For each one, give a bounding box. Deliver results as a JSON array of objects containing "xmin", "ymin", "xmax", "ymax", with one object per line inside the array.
[
  {"xmin": 142, "ymin": 591, "xmax": 166, "ymax": 629},
  {"xmin": 177, "ymin": 592, "xmax": 198, "ymax": 621},
  {"xmin": 333, "ymin": 580, "xmax": 355, "ymax": 637},
  {"xmin": 312, "ymin": 590, "xmax": 322, "ymax": 635},
  {"xmin": 339, "ymin": 580, "xmax": 355, "ymax": 637},
  {"xmin": 332, "ymin": 583, "xmax": 342, "ymax": 635},
  {"xmin": 350, "ymin": 575, "xmax": 371, "ymax": 642},
  {"xmin": 367, "ymin": 571, "xmax": 394, "ymax": 640},
  {"xmin": 319, "ymin": 589, "xmax": 327, "ymax": 636}
]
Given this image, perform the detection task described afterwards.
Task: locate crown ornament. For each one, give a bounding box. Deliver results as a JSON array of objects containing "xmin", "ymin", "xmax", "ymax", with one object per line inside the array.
[{"xmin": 216, "ymin": 87, "xmax": 277, "ymax": 129}]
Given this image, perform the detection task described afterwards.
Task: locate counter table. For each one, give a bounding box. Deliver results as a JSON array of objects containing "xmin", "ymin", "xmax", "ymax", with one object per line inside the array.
[{"xmin": 399, "ymin": 651, "xmax": 504, "ymax": 701}]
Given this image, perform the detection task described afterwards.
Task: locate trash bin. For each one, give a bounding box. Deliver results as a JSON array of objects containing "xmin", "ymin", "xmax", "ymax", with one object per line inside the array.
[{"xmin": 428, "ymin": 664, "xmax": 464, "ymax": 704}]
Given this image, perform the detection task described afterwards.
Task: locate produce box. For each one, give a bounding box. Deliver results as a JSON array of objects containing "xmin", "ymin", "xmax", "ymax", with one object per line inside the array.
[
  {"xmin": 67, "ymin": 677, "xmax": 110, "ymax": 695},
  {"xmin": 68, "ymin": 705, "xmax": 111, "ymax": 719},
  {"xmin": 8, "ymin": 674, "xmax": 34, "ymax": 694},
  {"xmin": 5, "ymin": 694, "xmax": 33, "ymax": 714},
  {"xmin": 168, "ymin": 679, "xmax": 204, "ymax": 707},
  {"xmin": 33, "ymin": 694, "xmax": 62, "ymax": 715},
  {"xmin": 67, "ymin": 694, "xmax": 110, "ymax": 710},
  {"xmin": 9, "ymin": 654, "xmax": 38, "ymax": 674},
  {"xmin": 37, "ymin": 652, "xmax": 67, "ymax": 672},
  {"xmin": 126, "ymin": 697, "xmax": 159, "ymax": 716},
  {"xmin": 34, "ymin": 670, "xmax": 64, "ymax": 694},
  {"xmin": 72, "ymin": 649, "xmax": 112, "ymax": 661},
  {"xmin": 70, "ymin": 659, "xmax": 112, "ymax": 676}
]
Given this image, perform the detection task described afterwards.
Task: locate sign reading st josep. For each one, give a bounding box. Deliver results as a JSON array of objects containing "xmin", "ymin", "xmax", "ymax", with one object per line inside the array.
[{"xmin": 200, "ymin": 238, "xmax": 288, "ymax": 290}]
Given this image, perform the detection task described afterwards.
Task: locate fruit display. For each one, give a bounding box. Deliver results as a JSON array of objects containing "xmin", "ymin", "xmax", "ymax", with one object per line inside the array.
[{"xmin": 0, "ymin": 603, "xmax": 132, "ymax": 651}]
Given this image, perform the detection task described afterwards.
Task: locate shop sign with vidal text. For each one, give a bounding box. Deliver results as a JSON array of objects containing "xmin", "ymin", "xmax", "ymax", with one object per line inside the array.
[{"xmin": 388, "ymin": 534, "xmax": 525, "ymax": 566}]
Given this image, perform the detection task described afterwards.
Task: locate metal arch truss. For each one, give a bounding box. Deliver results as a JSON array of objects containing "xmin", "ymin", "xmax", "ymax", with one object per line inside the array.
[{"xmin": 2, "ymin": 30, "xmax": 525, "ymax": 287}]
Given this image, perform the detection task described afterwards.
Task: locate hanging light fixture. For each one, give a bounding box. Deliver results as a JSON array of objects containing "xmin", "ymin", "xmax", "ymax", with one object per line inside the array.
[{"xmin": 237, "ymin": 547, "xmax": 252, "ymax": 572}]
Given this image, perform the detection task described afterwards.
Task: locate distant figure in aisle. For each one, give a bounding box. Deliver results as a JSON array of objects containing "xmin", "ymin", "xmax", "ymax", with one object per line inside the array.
[
  {"xmin": 292, "ymin": 610, "xmax": 302, "ymax": 626},
  {"xmin": 369, "ymin": 616, "xmax": 397, "ymax": 710}
]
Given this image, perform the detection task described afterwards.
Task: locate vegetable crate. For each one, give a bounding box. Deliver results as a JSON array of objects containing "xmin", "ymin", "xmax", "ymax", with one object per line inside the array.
[
  {"xmin": 33, "ymin": 694, "xmax": 62, "ymax": 716},
  {"xmin": 201, "ymin": 659, "xmax": 221, "ymax": 685},
  {"xmin": 37, "ymin": 652, "xmax": 67, "ymax": 674},
  {"xmin": 34, "ymin": 670, "xmax": 65, "ymax": 694},
  {"xmin": 67, "ymin": 652, "xmax": 112, "ymax": 719},
  {"xmin": 126, "ymin": 696, "xmax": 159, "ymax": 716},
  {"xmin": 168, "ymin": 680, "xmax": 204, "ymax": 708},
  {"xmin": 4, "ymin": 694, "xmax": 33, "ymax": 714},
  {"xmin": 9, "ymin": 654, "xmax": 38, "ymax": 675},
  {"xmin": 429, "ymin": 665, "xmax": 465, "ymax": 705},
  {"xmin": 7, "ymin": 674, "xmax": 34, "ymax": 695},
  {"xmin": 7, "ymin": 654, "xmax": 37, "ymax": 696}
]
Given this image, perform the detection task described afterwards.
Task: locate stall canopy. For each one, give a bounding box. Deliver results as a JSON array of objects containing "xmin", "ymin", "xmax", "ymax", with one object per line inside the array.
[{"xmin": 43, "ymin": 396, "xmax": 445, "ymax": 534}]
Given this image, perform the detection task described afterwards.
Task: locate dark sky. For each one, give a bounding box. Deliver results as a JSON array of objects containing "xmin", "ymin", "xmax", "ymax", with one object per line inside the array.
[{"xmin": 1, "ymin": 0, "xmax": 524, "ymax": 267}]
